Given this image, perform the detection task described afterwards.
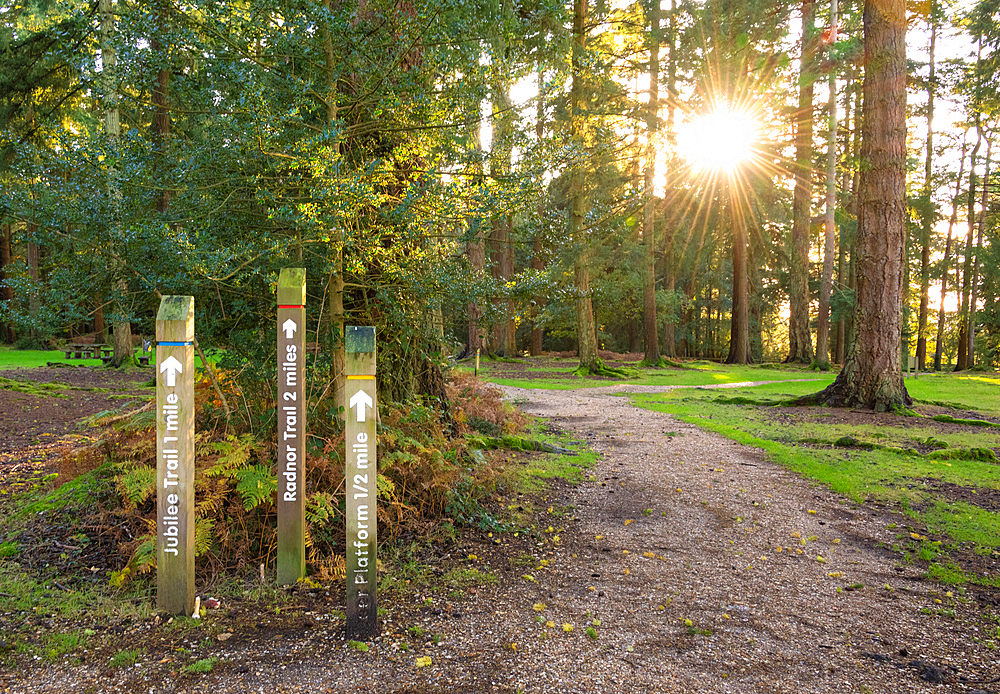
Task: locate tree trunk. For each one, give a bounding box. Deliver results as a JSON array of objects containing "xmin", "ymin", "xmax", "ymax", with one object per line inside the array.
[
  {"xmin": 530, "ymin": 64, "xmax": 547, "ymax": 357},
  {"xmin": 27, "ymin": 235, "xmax": 41, "ymax": 341},
  {"xmin": 570, "ymin": 0, "xmax": 601, "ymax": 373},
  {"xmin": 0, "ymin": 222, "xmax": 13, "ymax": 343},
  {"xmin": 664, "ymin": 273, "xmax": 676, "ymax": 357},
  {"xmin": 575, "ymin": 254, "xmax": 600, "ymax": 368},
  {"xmin": 966, "ymin": 136, "xmax": 991, "ymax": 369},
  {"xmin": 725, "ymin": 200, "xmax": 750, "ymax": 364},
  {"xmin": 788, "ymin": 0, "xmax": 817, "ymax": 364},
  {"xmin": 94, "ymin": 296, "xmax": 106, "ymax": 341},
  {"xmin": 916, "ymin": 8, "xmax": 936, "ymax": 370},
  {"xmin": 466, "ymin": 126, "xmax": 487, "ymax": 356},
  {"xmin": 152, "ymin": 0, "xmax": 171, "ymax": 214},
  {"xmin": 490, "ymin": 3, "xmax": 516, "ymax": 357},
  {"xmin": 844, "ymin": 63, "xmax": 862, "ymax": 352},
  {"xmin": 661, "ymin": 0, "xmax": 678, "ymax": 357},
  {"xmin": 101, "ymin": 0, "xmax": 133, "ymax": 367},
  {"xmin": 815, "ymin": 0, "xmax": 910, "ymax": 411},
  {"xmin": 641, "ymin": 0, "xmax": 661, "ymax": 365},
  {"xmin": 321, "ymin": 0, "xmax": 346, "ymax": 415},
  {"xmin": 815, "ymin": 0, "xmax": 839, "ymax": 368},
  {"xmin": 530, "ymin": 236, "xmax": 545, "ymax": 356},
  {"xmin": 955, "ymin": 121, "xmax": 981, "ymax": 372},
  {"xmin": 489, "ymin": 213, "xmax": 515, "ymax": 356},
  {"xmin": 933, "ymin": 130, "xmax": 968, "ymax": 370},
  {"xmin": 834, "ymin": 64, "xmax": 857, "ymax": 365}
]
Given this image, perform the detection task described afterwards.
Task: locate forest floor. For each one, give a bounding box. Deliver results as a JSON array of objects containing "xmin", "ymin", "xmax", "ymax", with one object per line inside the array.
[{"xmin": 0, "ymin": 359, "xmax": 998, "ymax": 693}]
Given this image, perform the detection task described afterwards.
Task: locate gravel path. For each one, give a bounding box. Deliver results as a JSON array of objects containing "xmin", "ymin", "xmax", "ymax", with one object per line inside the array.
[{"xmin": 9, "ymin": 383, "xmax": 995, "ymax": 693}]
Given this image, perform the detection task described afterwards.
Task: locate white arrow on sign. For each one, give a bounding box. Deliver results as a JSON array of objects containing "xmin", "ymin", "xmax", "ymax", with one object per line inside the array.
[
  {"xmin": 160, "ymin": 355, "xmax": 183, "ymax": 387},
  {"xmin": 282, "ymin": 318, "xmax": 297, "ymax": 339},
  {"xmin": 349, "ymin": 389, "xmax": 374, "ymax": 422}
]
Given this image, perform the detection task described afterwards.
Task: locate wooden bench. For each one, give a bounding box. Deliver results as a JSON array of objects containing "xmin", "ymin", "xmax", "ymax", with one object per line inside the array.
[{"xmin": 100, "ymin": 351, "xmax": 152, "ymax": 366}]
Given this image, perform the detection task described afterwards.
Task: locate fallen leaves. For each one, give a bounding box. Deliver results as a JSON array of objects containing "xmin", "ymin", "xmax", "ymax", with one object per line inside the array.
[{"xmin": 415, "ymin": 656, "xmax": 432, "ymax": 668}]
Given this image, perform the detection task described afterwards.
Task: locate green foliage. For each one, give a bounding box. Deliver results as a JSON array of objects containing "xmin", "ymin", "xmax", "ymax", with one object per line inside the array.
[
  {"xmin": 109, "ymin": 536, "xmax": 156, "ymax": 588},
  {"xmin": 202, "ymin": 435, "xmax": 257, "ymax": 478},
  {"xmin": 116, "ymin": 465, "xmax": 156, "ymax": 508},
  {"xmin": 108, "ymin": 649, "xmax": 143, "ymax": 669},
  {"xmin": 232, "ymin": 465, "xmax": 277, "ymax": 511},
  {"xmin": 183, "ymin": 657, "xmax": 218, "ymax": 674}
]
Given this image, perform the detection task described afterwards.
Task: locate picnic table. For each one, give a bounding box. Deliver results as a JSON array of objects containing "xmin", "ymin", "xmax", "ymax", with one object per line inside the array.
[{"xmin": 63, "ymin": 343, "xmax": 113, "ymax": 359}]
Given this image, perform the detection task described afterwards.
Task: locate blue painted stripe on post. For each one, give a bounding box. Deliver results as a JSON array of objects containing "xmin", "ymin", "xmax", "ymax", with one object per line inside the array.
[{"xmin": 159, "ymin": 341, "xmax": 193, "ymax": 346}]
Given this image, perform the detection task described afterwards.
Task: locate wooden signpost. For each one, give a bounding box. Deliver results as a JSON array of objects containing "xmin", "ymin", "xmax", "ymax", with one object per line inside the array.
[
  {"xmin": 277, "ymin": 268, "xmax": 307, "ymax": 585},
  {"xmin": 345, "ymin": 325, "xmax": 377, "ymax": 636},
  {"xmin": 156, "ymin": 296, "xmax": 195, "ymax": 615}
]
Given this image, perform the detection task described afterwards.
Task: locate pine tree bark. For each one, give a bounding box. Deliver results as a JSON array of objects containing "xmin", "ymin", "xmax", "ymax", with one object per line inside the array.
[
  {"xmin": 966, "ymin": 137, "xmax": 990, "ymax": 369},
  {"xmin": 530, "ymin": 234, "xmax": 544, "ymax": 355},
  {"xmin": 0, "ymin": 222, "xmax": 13, "ymax": 343},
  {"xmin": 322, "ymin": 0, "xmax": 346, "ymax": 412},
  {"xmin": 725, "ymin": 201, "xmax": 750, "ymax": 364},
  {"xmin": 490, "ymin": 2, "xmax": 516, "ymax": 357},
  {"xmin": 916, "ymin": 8, "xmax": 936, "ymax": 370},
  {"xmin": 467, "ymin": 125, "xmax": 487, "ymax": 356},
  {"xmin": 641, "ymin": 0, "xmax": 661, "ymax": 365},
  {"xmin": 815, "ymin": 0, "xmax": 839, "ymax": 368},
  {"xmin": 101, "ymin": 0, "xmax": 133, "ymax": 367},
  {"xmin": 529, "ymin": 64, "xmax": 547, "ymax": 357},
  {"xmin": 788, "ymin": 0, "xmax": 817, "ymax": 364},
  {"xmin": 815, "ymin": 0, "xmax": 910, "ymax": 411},
  {"xmin": 933, "ymin": 130, "xmax": 967, "ymax": 370},
  {"xmin": 661, "ymin": 0, "xmax": 678, "ymax": 357},
  {"xmin": 570, "ymin": 0, "xmax": 601, "ymax": 373},
  {"xmin": 955, "ymin": 122, "xmax": 981, "ymax": 372}
]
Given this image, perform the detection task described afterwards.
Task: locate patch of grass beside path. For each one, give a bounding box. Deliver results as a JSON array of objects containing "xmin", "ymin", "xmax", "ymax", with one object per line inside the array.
[
  {"xmin": 631, "ymin": 373, "xmax": 1000, "ymax": 587},
  {"xmin": 0, "ymin": 345, "xmax": 105, "ymax": 369},
  {"xmin": 0, "ymin": 345, "xmax": 227, "ymax": 370},
  {"xmin": 471, "ymin": 360, "xmax": 826, "ymax": 391}
]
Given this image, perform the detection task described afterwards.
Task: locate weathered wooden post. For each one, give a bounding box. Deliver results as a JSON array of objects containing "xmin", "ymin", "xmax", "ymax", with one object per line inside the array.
[
  {"xmin": 156, "ymin": 295, "xmax": 195, "ymax": 615},
  {"xmin": 345, "ymin": 325, "xmax": 377, "ymax": 637},
  {"xmin": 277, "ymin": 268, "xmax": 307, "ymax": 585}
]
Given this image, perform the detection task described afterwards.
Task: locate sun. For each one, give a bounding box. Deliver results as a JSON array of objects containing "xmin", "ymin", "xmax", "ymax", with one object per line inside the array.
[{"xmin": 677, "ymin": 104, "xmax": 759, "ymax": 176}]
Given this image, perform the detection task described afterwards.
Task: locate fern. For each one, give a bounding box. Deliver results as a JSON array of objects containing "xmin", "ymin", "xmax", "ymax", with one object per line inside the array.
[
  {"xmin": 202, "ymin": 434, "xmax": 256, "ymax": 477},
  {"xmin": 116, "ymin": 466, "xmax": 156, "ymax": 508},
  {"xmin": 233, "ymin": 465, "xmax": 276, "ymax": 510},
  {"xmin": 306, "ymin": 492, "xmax": 337, "ymax": 525},
  {"xmin": 376, "ymin": 474, "xmax": 396, "ymax": 501},
  {"xmin": 109, "ymin": 535, "xmax": 156, "ymax": 588},
  {"xmin": 194, "ymin": 517, "xmax": 215, "ymax": 556}
]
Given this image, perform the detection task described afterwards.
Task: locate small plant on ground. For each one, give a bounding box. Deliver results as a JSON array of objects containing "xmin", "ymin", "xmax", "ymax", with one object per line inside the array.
[
  {"xmin": 109, "ymin": 649, "xmax": 142, "ymax": 668},
  {"xmin": 183, "ymin": 656, "xmax": 218, "ymax": 674}
]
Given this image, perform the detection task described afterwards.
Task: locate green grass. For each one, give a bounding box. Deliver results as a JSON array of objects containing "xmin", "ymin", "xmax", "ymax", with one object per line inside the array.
[
  {"xmin": 183, "ymin": 656, "xmax": 218, "ymax": 674},
  {"xmin": 0, "ymin": 344, "xmax": 224, "ymax": 371},
  {"xmin": 907, "ymin": 374, "xmax": 1000, "ymax": 413},
  {"xmin": 629, "ymin": 373, "xmax": 1000, "ymax": 585},
  {"xmin": 471, "ymin": 359, "xmax": 827, "ymax": 391},
  {"xmin": 440, "ymin": 567, "xmax": 498, "ymax": 588},
  {"xmin": 495, "ymin": 417, "xmax": 599, "ymax": 494},
  {"xmin": 109, "ymin": 648, "xmax": 143, "ymax": 668},
  {"xmin": 0, "ymin": 345, "xmax": 106, "ymax": 369}
]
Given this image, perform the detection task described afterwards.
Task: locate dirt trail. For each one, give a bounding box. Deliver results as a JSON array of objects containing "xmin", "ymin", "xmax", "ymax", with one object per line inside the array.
[{"xmin": 5, "ymin": 380, "xmax": 997, "ymax": 693}]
